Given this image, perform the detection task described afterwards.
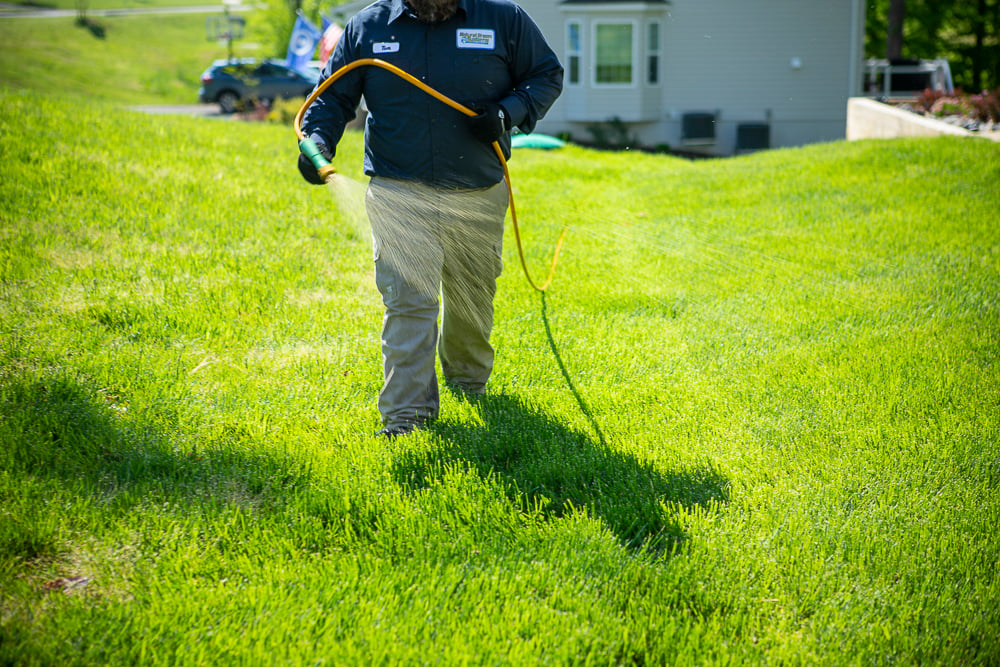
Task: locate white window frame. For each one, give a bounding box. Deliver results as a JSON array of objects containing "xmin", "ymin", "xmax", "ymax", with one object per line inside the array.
[
  {"xmin": 646, "ymin": 20, "xmax": 661, "ymax": 86},
  {"xmin": 566, "ymin": 20, "xmax": 582, "ymax": 86},
  {"xmin": 591, "ymin": 19, "xmax": 638, "ymax": 88}
]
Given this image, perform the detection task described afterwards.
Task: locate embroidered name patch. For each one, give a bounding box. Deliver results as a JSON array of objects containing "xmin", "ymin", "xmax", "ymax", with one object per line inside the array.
[
  {"xmin": 456, "ymin": 29, "xmax": 495, "ymax": 49},
  {"xmin": 373, "ymin": 42, "xmax": 400, "ymax": 54}
]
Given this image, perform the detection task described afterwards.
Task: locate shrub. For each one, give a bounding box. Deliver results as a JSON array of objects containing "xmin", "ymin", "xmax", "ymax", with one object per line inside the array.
[
  {"xmin": 913, "ymin": 87, "xmax": 1000, "ymax": 124},
  {"xmin": 969, "ymin": 89, "xmax": 1000, "ymax": 124},
  {"xmin": 585, "ymin": 116, "xmax": 638, "ymax": 149},
  {"xmin": 266, "ymin": 96, "xmax": 307, "ymax": 125}
]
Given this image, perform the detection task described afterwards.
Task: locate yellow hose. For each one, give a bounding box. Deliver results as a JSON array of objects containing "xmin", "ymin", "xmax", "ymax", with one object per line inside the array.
[{"xmin": 294, "ymin": 57, "xmax": 565, "ymax": 292}]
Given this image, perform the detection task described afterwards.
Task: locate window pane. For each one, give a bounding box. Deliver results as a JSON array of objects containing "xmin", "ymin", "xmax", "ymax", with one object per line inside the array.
[
  {"xmin": 649, "ymin": 23, "xmax": 659, "ymax": 51},
  {"xmin": 595, "ymin": 23, "xmax": 633, "ymax": 84},
  {"xmin": 569, "ymin": 55, "xmax": 580, "ymax": 84},
  {"xmin": 648, "ymin": 55, "xmax": 658, "ymax": 84},
  {"xmin": 568, "ymin": 23, "xmax": 580, "ymax": 52}
]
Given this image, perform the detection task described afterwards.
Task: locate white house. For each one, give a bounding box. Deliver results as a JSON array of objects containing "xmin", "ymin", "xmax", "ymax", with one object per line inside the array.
[{"xmin": 330, "ymin": 0, "xmax": 867, "ymax": 155}]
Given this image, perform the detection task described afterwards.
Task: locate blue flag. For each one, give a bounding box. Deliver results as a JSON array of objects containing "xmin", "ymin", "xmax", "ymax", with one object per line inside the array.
[{"xmin": 286, "ymin": 12, "xmax": 322, "ymax": 71}]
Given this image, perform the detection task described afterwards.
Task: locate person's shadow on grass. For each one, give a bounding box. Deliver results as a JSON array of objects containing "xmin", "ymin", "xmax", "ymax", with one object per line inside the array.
[{"xmin": 393, "ymin": 296, "xmax": 730, "ymax": 553}]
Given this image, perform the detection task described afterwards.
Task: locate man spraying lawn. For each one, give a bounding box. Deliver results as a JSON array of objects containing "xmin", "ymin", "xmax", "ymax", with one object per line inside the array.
[{"xmin": 297, "ymin": 0, "xmax": 563, "ymax": 437}]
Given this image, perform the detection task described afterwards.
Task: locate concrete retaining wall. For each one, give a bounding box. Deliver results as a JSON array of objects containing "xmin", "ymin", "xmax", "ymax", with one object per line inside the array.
[{"xmin": 846, "ymin": 97, "xmax": 974, "ymax": 140}]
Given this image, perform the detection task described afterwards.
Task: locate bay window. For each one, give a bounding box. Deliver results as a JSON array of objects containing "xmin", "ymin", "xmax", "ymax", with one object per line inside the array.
[{"xmin": 594, "ymin": 22, "xmax": 634, "ymax": 85}]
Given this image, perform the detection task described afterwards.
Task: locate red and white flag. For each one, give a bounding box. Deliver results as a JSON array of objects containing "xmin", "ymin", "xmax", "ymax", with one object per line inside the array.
[{"xmin": 319, "ymin": 19, "xmax": 343, "ymax": 67}]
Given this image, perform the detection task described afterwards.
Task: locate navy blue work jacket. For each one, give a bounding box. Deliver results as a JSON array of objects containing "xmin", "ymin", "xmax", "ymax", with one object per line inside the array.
[{"xmin": 302, "ymin": 0, "xmax": 563, "ymax": 189}]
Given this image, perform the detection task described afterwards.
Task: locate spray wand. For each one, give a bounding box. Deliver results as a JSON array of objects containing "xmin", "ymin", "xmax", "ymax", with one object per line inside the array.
[{"xmin": 294, "ymin": 58, "xmax": 565, "ymax": 292}]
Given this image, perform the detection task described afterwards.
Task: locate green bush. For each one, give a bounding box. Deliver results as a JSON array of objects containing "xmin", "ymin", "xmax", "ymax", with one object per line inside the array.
[{"xmin": 266, "ymin": 96, "xmax": 308, "ymax": 125}]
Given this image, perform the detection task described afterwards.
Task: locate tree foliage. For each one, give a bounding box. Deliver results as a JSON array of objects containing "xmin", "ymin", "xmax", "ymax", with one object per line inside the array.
[
  {"xmin": 249, "ymin": 0, "xmax": 328, "ymax": 63},
  {"xmin": 866, "ymin": 0, "xmax": 1000, "ymax": 91}
]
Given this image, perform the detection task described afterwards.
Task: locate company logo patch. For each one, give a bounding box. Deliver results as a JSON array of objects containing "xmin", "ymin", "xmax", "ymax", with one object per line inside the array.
[
  {"xmin": 456, "ymin": 29, "xmax": 495, "ymax": 49},
  {"xmin": 373, "ymin": 42, "xmax": 400, "ymax": 54}
]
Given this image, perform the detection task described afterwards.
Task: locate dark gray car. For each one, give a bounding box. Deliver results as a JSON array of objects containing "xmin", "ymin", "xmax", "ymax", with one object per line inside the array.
[{"xmin": 198, "ymin": 59, "xmax": 320, "ymax": 113}]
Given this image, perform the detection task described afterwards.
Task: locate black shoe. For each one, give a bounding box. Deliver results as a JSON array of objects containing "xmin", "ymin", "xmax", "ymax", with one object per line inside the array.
[{"xmin": 375, "ymin": 426, "xmax": 415, "ymax": 439}]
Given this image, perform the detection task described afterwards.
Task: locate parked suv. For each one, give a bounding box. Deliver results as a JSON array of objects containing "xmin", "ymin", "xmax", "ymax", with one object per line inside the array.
[{"xmin": 199, "ymin": 59, "xmax": 319, "ymax": 113}]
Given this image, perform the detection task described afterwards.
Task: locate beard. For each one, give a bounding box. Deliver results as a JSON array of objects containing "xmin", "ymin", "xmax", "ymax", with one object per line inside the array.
[{"xmin": 408, "ymin": 0, "xmax": 459, "ymax": 22}]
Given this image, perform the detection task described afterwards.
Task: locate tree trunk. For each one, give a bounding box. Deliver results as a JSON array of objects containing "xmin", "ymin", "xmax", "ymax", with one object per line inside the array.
[{"xmin": 887, "ymin": 0, "xmax": 907, "ymax": 60}]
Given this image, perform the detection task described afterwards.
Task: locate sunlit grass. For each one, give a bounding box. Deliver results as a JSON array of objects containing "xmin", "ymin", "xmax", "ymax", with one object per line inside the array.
[
  {"xmin": 2, "ymin": 86, "xmax": 999, "ymax": 665},
  {"xmin": 0, "ymin": 13, "xmax": 260, "ymax": 105}
]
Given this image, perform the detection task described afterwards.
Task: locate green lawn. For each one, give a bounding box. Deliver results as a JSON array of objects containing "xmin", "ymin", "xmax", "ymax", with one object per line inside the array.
[
  {"xmin": 2, "ymin": 0, "xmax": 242, "ymax": 12},
  {"xmin": 2, "ymin": 13, "xmax": 1000, "ymax": 665},
  {"xmin": 0, "ymin": 14, "xmax": 262, "ymax": 105}
]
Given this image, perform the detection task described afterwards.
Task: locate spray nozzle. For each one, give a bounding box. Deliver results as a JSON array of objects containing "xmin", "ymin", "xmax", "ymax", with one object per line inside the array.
[{"xmin": 299, "ymin": 137, "xmax": 336, "ymax": 182}]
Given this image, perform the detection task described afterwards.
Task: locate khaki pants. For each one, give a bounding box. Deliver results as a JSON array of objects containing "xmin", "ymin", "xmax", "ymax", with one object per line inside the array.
[{"xmin": 365, "ymin": 177, "xmax": 509, "ymax": 430}]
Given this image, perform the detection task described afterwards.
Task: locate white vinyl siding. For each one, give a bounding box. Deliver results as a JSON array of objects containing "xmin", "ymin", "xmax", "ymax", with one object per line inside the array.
[{"xmin": 531, "ymin": 0, "xmax": 866, "ymax": 154}]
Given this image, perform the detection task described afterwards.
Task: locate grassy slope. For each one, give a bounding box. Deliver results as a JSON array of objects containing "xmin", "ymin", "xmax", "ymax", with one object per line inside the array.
[
  {"xmin": 2, "ymin": 86, "xmax": 999, "ymax": 663},
  {"xmin": 0, "ymin": 14, "xmax": 261, "ymax": 105},
  {"xmin": 2, "ymin": 8, "xmax": 1000, "ymax": 661},
  {"xmin": 3, "ymin": 0, "xmax": 226, "ymax": 9}
]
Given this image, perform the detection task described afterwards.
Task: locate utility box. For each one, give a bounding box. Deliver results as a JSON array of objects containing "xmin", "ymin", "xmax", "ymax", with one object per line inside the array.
[
  {"xmin": 736, "ymin": 123, "xmax": 770, "ymax": 153},
  {"xmin": 681, "ymin": 112, "xmax": 717, "ymax": 146}
]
